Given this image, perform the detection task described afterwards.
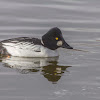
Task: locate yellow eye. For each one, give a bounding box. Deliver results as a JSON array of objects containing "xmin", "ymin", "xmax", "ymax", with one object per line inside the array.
[{"xmin": 55, "ymin": 37, "xmax": 58, "ymax": 40}]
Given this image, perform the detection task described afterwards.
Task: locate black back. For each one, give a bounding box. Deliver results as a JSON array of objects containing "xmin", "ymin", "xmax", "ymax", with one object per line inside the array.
[{"xmin": 1, "ymin": 37, "xmax": 42, "ymax": 45}]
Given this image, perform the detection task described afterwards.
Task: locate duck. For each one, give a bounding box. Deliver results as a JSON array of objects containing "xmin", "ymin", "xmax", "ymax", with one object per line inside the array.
[{"xmin": 0, "ymin": 27, "xmax": 73, "ymax": 57}]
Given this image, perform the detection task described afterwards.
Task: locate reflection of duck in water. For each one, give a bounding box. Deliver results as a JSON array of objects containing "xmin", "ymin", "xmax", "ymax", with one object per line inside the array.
[
  {"xmin": 42, "ymin": 62, "xmax": 71, "ymax": 83},
  {"xmin": 1, "ymin": 57, "xmax": 71, "ymax": 83}
]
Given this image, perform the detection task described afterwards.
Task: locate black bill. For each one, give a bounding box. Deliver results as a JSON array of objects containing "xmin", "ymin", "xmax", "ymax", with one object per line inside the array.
[{"xmin": 62, "ymin": 40, "xmax": 73, "ymax": 49}]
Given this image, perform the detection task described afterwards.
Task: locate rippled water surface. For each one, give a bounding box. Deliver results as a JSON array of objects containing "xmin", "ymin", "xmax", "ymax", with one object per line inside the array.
[{"xmin": 0, "ymin": 0, "xmax": 100, "ymax": 100}]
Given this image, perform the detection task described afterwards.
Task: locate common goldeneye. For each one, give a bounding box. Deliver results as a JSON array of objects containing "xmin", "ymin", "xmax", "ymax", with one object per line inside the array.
[{"xmin": 0, "ymin": 27, "xmax": 73, "ymax": 57}]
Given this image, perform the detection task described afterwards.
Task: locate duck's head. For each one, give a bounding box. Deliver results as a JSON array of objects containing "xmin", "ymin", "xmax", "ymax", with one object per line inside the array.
[{"xmin": 42, "ymin": 27, "xmax": 73, "ymax": 50}]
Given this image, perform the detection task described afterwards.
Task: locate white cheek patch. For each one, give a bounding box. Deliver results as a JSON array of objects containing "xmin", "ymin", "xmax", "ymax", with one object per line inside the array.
[{"xmin": 57, "ymin": 41, "xmax": 63, "ymax": 46}]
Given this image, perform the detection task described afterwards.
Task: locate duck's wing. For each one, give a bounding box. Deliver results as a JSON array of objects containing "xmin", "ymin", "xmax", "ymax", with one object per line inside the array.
[
  {"xmin": 1, "ymin": 37, "xmax": 42, "ymax": 45},
  {"xmin": 0, "ymin": 37, "xmax": 42, "ymax": 55}
]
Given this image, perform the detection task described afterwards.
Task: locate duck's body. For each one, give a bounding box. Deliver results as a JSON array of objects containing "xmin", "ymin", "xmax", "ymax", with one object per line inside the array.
[
  {"xmin": 0, "ymin": 37, "xmax": 58, "ymax": 57},
  {"xmin": 0, "ymin": 27, "xmax": 73, "ymax": 57}
]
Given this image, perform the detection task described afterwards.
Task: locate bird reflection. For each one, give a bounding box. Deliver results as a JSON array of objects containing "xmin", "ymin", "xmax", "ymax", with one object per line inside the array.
[
  {"xmin": 42, "ymin": 62, "xmax": 71, "ymax": 84},
  {"xmin": 1, "ymin": 56, "xmax": 71, "ymax": 83}
]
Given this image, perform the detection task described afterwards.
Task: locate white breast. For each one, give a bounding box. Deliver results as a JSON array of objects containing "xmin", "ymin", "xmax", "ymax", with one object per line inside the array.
[{"xmin": 2, "ymin": 42, "xmax": 59, "ymax": 57}]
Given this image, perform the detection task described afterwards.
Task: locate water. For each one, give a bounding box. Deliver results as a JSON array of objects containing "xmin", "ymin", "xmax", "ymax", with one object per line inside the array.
[{"xmin": 0, "ymin": 0, "xmax": 100, "ymax": 100}]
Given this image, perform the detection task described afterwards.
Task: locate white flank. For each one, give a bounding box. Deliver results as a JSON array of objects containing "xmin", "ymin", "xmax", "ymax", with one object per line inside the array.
[{"xmin": 2, "ymin": 42, "xmax": 59, "ymax": 57}]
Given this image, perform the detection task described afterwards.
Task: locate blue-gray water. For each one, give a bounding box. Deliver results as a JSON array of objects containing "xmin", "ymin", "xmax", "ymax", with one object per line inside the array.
[{"xmin": 0, "ymin": 0, "xmax": 100, "ymax": 100}]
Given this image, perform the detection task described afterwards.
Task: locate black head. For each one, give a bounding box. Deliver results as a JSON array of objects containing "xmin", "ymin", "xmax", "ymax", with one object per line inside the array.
[{"xmin": 42, "ymin": 27, "xmax": 73, "ymax": 50}]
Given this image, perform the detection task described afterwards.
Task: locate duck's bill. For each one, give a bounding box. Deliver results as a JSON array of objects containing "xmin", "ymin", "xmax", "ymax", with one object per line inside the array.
[{"xmin": 62, "ymin": 41, "xmax": 73, "ymax": 49}]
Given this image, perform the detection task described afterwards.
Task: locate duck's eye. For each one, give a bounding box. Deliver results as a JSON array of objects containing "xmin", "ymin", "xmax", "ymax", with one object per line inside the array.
[{"xmin": 55, "ymin": 37, "xmax": 58, "ymax": 40}]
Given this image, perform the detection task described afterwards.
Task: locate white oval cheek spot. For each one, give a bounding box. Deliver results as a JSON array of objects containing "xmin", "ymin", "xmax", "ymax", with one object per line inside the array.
[{"xmin": 57, "ymin": 41, "xmax": 63, "ymax": 46}]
